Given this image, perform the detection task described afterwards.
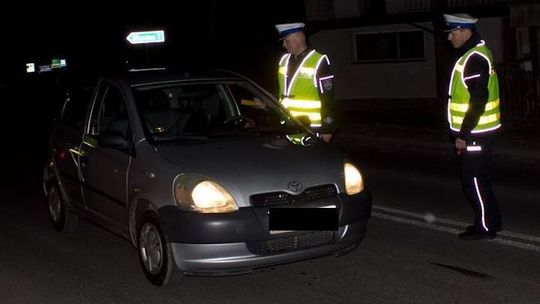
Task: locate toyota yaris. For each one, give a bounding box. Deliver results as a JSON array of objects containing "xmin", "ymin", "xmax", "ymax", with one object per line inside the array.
[{"xmin": 43, "ymin": 69, "xmax": 371, "ymax": 286}]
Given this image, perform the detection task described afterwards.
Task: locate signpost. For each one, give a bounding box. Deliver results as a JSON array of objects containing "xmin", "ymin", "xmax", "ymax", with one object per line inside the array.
[{"xmin": 126, "ymin": 30, "xmax": 165, "ymax": 45}]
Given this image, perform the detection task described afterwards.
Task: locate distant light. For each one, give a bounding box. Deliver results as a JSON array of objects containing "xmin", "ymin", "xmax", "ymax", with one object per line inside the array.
[
  {"xmin": 51, "ymin": 58, "xmax": 67, "ymax": 69},
  {"xmin": 51, "ymin": 58, "xmax": 62, "ymax": 68},
  {"xmin": 39, "ymin": 65, "xmax": 52, "ymax": 73},
  {"xmin": 126, "ymin": 30, "xmax": 165, "ymax": 45},
  {"xmin": 26, "ymin": 63, "xmax": 35, "ymax": 73}
]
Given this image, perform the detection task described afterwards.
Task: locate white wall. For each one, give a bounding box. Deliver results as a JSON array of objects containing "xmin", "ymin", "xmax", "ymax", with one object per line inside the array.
[
  {"xmin": 310, "ymin": 22, "xmax": 437, "ymax": 100},
  {"xmin": 309, "ymin": 18, "xmax": 504, "ymax": 101}
]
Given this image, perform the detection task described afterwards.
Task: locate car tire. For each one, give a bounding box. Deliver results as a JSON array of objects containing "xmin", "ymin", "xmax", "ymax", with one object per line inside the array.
[
  {"xmin": 137, "ymin": 211, "xmax": 182, "ymax": 287},
  {"xmin": 47, "ymin": 182, "xmax": 78, "ymax": 232}
]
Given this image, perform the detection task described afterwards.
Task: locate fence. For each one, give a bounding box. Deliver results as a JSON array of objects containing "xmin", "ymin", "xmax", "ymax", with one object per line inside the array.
[{"xmin": 498, "ymin": 62, "xmax": 540, "ymax": 125}]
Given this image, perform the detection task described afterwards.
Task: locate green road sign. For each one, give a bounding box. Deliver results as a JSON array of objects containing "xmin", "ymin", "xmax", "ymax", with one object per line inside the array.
[{"xmin": 126, "ymin": 30, "xmax": 165, "ymax": 45}]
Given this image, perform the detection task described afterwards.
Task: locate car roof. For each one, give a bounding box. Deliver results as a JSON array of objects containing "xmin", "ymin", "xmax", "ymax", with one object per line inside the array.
[{"xmin": 113, "ymin": 68, "xmax": 245, "ymax": 87}]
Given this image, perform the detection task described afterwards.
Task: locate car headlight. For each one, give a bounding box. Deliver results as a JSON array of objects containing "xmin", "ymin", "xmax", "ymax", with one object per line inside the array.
[
  {"xmin": 174, "ymin": 175, "xmax": 238, "ymax": 213},
  {"xmin": 344, "ymin": 162, "xmax": 364, "ymax": 195}
]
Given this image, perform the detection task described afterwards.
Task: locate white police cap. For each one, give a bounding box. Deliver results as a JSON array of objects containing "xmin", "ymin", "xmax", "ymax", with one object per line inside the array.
[
  {"xmin": 443, "ymin": 14, "xmax": 478, "ymax": 31},
  {"xmin": 275, "ymin": 22, "xmax": 305, "ymax": 40}
]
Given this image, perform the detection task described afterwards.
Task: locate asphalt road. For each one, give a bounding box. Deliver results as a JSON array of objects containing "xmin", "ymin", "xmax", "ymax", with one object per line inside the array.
[{"xmin": 1, "ymin": 134, "xmax": 539, "ymax": 304}]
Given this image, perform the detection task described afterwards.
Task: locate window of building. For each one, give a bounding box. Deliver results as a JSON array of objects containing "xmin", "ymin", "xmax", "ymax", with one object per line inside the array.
[{"xmin": 354, "ymin": 30, "xmax": 425, "ymax": 62}]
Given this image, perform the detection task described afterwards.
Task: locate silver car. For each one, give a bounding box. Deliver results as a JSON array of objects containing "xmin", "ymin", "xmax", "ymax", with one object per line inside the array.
[{"xmin": 43, "ymin": 69, "xmax": 372, "ymax": 286}]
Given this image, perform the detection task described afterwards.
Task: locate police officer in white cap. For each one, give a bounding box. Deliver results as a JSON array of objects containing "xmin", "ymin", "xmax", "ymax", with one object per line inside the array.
[
  {"xmin": 274, "ymin": 22, "xmax": 337, "ymax": 142},
  {"xmin": 444, "ymin": 13, "xmax": 502, "ymax": 240}
]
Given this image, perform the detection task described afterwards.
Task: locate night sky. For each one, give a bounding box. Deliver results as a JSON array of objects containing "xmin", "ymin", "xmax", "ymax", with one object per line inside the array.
[
  {"xmin": 0, "ymin": 1, "xmax": 306, "ymax": 162},
  {"xmin": 1, "ymin": 1, "xmax": 306, "ymax": 90}
]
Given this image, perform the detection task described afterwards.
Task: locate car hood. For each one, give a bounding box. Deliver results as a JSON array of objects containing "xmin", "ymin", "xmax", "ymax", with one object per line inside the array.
[{"xmin": 155, "ymin": 134, "xmax": 347, "ymax": 207}]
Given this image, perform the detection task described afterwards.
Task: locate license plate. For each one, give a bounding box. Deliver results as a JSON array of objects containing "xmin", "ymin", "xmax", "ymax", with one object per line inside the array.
[{"xmin": 269, "ymin": 207, "xmax": 339, "ymax": 231}]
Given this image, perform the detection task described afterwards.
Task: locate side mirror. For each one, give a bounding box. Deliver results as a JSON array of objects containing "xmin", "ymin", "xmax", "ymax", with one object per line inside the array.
[
  {"xmin": 295, "ymin": 115, "xmax": 311, "ymax": 128},
  {"xmin": 98, "ymin": 130, "xmax": 129, "ymax": 149}
]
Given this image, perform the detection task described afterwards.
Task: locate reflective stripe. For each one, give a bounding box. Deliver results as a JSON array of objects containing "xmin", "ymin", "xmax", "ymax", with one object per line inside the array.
[
  {"xmin": 280, "ymin": 54, "xmax": 291, "ymax": 97},
  {"xmin": 452, "ymin": 113, "xmax": 500, "ymax": 125},
  {"xmin": 449, "ymin": 99, "xmax": 500, "ymax": 112},
  {"xmin": 473, "ymin": 177, "xmax": 489, "ymax": 232},
  {"xmin": 68, "ymin": 148, "xmax": 84, "ymax": 156},
  {"xmin": 464, "ymin": 74, "xmax": 481, "ymax": 81},
  {"xmin": 461, "ymin": 50, "xmax": 493, "ymax": 90},
  {"xmin": 281, "ymin": 99, "xmax": 321, "ymax": 109},
  {"xmin": 279, "ymin": 54, "xmax": 290, "ymax": 66},
  {"xmin": 485, "ymin": 99, "xmax": 500, "ymax": 111},
  {"xmin": 466, "ymin": 146, "xmax": 482, "ymax": 152},
  {"xmin": 286, "ymin": 50, "xmax": 317, "ymax": 96},
  {"xmin": 450, "ymin": 124, "xmax": 501, "ymax": 133},
  {"xmin": 313, "ymin": 55, "xmax": 330, "ymax": 87},
  {"xmin": 289, "ymin": 111, "xmax": 321, "ymax": 121},
  {"xmin": 299, "ymin": 67, "xmax": 315, "ymax": 76},
  {"xmin": 83, "ymin": 136, "xmax": 96, "ymax": 148}
]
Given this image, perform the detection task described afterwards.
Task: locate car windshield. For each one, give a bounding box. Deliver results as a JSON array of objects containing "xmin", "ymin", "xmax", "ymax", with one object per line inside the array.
[{"xmin": 132, "ymin": 80, "xmax": 307, "ymax": 142}]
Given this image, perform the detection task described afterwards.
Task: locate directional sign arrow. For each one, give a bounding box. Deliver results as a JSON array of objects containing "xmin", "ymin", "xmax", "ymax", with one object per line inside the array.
[{"xmin": 126, "ymin": 30, "xmax": 165, "ymax": 45}]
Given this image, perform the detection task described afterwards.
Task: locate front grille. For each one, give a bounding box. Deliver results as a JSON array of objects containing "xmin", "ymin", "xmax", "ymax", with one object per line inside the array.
[
  {"xmin": 250, "ymin": 184, "xmax": 338, "ymax": 207},
  {"xmin": 246, "ymin": 227, "xmax": 345, "ymax": 254}
]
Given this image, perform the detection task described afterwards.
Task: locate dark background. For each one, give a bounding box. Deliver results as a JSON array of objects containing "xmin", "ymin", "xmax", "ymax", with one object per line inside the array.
[
  {"xmin": 1, "ymin": 1, "xmax": 306, "ymax": 89},
  {"xmin": 0, "ymin": 1, "xmax": 307, "ymax": 182}
]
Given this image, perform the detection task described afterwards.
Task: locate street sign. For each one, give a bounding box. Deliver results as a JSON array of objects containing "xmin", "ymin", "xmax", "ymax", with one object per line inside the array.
[
  {"xmin": 126, "ymin": 30, "xmax": 165, "ymax": 45},
  {"xmin": 26, "ymin": 63, "xmax": 35, "ymax": 73},
  {"xmin": 51, "ymin": 58, "xmax": 61, "ymax": 68}
]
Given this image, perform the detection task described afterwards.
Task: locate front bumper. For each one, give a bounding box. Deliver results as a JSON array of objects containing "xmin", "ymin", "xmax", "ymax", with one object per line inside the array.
[
  {"xmin": 170, "ymin": 221, "xmax": 367, "ymax": 276},
  {"xmin": 158, "ymin": 189, "xmax": 371, "ymax": 275}
]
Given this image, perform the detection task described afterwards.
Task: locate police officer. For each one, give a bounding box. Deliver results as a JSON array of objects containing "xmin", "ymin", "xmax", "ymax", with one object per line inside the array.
[
  {"xmin": 274, "ymin": 22, "xmax": 337, "ymax": 142},
  {"xmin": 444, "ymin": 13, "xmax": 502, "ymax": 240}
]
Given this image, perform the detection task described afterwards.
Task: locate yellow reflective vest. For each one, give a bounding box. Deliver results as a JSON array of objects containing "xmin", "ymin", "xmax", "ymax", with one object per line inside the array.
[
  {"xmin": 278, "ymin": 50, "xmax": 329, "ymax": 127},
  {"xmin": 448, "ymin": 40, "xmax": 501, "ymax": 133}
]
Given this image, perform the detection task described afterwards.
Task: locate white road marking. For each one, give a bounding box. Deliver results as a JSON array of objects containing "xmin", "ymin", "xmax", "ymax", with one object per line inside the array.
[{"xmin": 372, "ymin": 205, "xmax": 540, "ymax": 253}]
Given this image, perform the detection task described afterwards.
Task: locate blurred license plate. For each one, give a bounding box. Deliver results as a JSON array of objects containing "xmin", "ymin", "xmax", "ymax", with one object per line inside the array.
[{"xmin": 269, "ymin": 207, "xmax": 339, "ymax": 232}]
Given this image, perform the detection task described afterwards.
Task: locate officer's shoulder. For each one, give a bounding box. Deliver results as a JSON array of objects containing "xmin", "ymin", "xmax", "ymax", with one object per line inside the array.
[{"xmin": 467, "ymin": 52, "xmax": 490, "ymax": 66}]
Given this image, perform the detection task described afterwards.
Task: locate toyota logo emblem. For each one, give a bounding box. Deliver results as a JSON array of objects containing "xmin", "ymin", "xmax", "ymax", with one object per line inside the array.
[{"xmin": 287, "ymin": 181, "xmax": 303, "ymax": 193}]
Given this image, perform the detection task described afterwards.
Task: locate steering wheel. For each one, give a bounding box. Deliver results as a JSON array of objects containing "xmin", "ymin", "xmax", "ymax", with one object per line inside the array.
[
  {"xmin": 146, "ymin": 112, "xmax": 184, "ymax": 135},
  {"xmin": 223, "ymin": 115, "xmax": 255, "ymax": 128}
]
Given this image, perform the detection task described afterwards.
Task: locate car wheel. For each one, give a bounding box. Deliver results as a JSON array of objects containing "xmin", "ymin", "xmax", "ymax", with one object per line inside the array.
[
  {"xmin": 47, "ymin": 182, "xmax": 78, "ymax": 232},
  {"xmin": 137, "ymin": 211, "xmax": 182, "ymax": 287}
]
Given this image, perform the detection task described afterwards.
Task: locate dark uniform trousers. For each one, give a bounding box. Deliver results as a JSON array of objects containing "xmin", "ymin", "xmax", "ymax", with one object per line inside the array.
[{"xmin": 459, "ymin": 133, "xmax": 502, "ymax": 233}]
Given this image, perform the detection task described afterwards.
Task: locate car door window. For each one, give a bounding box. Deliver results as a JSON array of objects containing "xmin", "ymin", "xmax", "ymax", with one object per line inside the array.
[
  {"xmin": 227, "ymin": 82, "xmax": 292, "ymax": 130},
  {"xmin": 61, "ymin": 86, "xmax": 93, "ymax": 130},
  {"xmin": 89, "ymin": 84, "xmax": 130, "ymax": 139}
]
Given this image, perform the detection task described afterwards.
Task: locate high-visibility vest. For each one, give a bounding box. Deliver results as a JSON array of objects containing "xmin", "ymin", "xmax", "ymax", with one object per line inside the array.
[
  {"xmin": 278, "ymin": 50, "xmax": 329, "ymax": 127},
  {"xmin": 448, "ymin": 40, "xmax": 501, "ymax": 133}
]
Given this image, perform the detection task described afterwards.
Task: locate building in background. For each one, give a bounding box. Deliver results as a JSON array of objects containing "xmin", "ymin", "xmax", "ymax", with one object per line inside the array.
[{"xmin": 304, "ymin": 0, "xmax": 539, "ymax": 125}]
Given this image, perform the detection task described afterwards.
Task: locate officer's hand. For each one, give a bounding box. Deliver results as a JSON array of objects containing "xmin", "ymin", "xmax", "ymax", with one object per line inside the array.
[
  {"xmin": 455, "ymin": 137, "xmax": 466, "ymax": 150},
  {"xmin": 319, "ymin": 133, "xmax": 333, "ymax": 143},
  {"xmin": 254, "ymin": 98, "xmax": 267, "ymax": 110}
]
